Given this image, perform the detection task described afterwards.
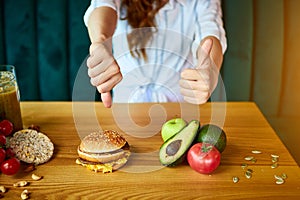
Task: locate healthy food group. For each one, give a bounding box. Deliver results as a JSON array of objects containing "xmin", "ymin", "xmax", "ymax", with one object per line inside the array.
[
  {"xmin": 0, "ymin": 119, "xmax": 21, "ymax": 175},
  {"xmin": 0, "ymin": 119, "xmax": 54, "ymax": 176},
  {"xmin": 159, "ymin": 118, "xmax": 227, "ymax": 174}
]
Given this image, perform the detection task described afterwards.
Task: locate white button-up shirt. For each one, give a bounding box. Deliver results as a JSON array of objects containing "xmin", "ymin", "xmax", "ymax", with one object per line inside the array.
[{"xmin": 84, "ymin": 0, "xmax": 227, "ymax": 103}]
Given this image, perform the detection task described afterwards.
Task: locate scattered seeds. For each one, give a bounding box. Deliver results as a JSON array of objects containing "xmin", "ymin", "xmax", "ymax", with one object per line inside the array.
[
  {"xmin": 275, "ymin": 179, "xmax": 285, "ymax": 185},
  {"xmin": 281, "ymin": 173, "xmax": 288, "ymax": 179},
  {"xmin": 272, "ymin": 157, "xmax": 278, "ymax": 163},
  {"xmin": 271, "ymin": 163, "xmax": 278, "ymax": 169},
  {"xmin": 251, "ymin": 150, "xmax": 262, "ymax": 154},
  {"xmin": 271, "ymin": 154, "xmax": 279, "ymax": 158},
  {"xmin": 241, "ymin": 163, "xmax": 248, "ymax": 169},
  {"xmin": 251, "ymin": 158, "xmax": 257, "ymax": 163},
  {"xmin": 31, "ymin": 173, "xmax": 43, "ymax": 181},
  {"xmin": 274, "ymin": 173, "xmax": 287, "ymax": 185},
  {"xmin": 13, "ymin": 181, "xmax": 28, "ymax": 187},
  {"xmin": 0, "ymin": 186, "xmax": 5, "ymax": 193},
  {"xmin": 21, "ymin": 189, "xmax": 29, "ymax": 200},
  {"xmin": 244, "ymin": 156, "xmax": 254, "ymax": 161},
  {"xmin": 245, "ymin": 170, "xmax": 252, "ymax": 179},
  {"xmin": 232, "ymin": 176, "xmax": 239, "ymax": 183},
  {"xmin": 274, "ymin": 175, "xmax": 283, "ymax": 180}
]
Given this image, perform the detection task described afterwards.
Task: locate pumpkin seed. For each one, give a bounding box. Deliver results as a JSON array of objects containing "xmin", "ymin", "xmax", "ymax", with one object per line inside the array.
[
  {"xmin": 251, "ymin": 150, "xmax": 262, "ymax": 154},
  {"xmin": 271, "ymin": 163, "xmax": 278, "ymax": 169},
  {"xmin": 232, "ymin": 176, "xmax": 239, "ymax": 183},
  {"xmin": 244, "ymin": 156, "xmax": 254, "ymax": 161},
  {"xmin": 275, "ymin": 179, "xmax": 285, "ymax": 185},
  {"xmin": 271, "ymin": 154, "xmax": 279, "ymax": 158},
  {"xmin": 246, "ymin": 169, "xmax": 253, "ymax": 173},
  {"xmin": 272, "ymin": 157, "xmax": 278, "ymax": 163},
  {"xmin": 281, "ymin": 173, "xmax": 288, "ymax": 179},
  {"xmin": 274, "ymin": 175, "xmax": 283, "ymax": 180},
  {"xmin": 251, "ymin": 158, "xmax": 257, "ymax": 163},
  {"xmin": 241, "ymin": 163, "xmax": 248, "ymax": 169},
  {"xmin": 245, "ymin": 171, "xmax": 252, "ymax": 179}
]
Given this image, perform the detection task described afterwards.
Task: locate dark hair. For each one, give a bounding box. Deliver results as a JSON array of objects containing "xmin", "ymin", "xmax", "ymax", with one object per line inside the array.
[{"xmin": 120, "ymin": 0, "xmax": 168, "ymax": 60}]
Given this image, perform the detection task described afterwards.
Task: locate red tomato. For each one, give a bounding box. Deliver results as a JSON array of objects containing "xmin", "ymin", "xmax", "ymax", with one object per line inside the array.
[
  {"xmin": 5, "ymin": 148, "xmax": 15, "ymax": 158},
  {"xmin": 0, "ymin": 134, "xmax": 6, "ymax": 146},
  {"xmin": 187, "ymin": 143, "xmax": 221, "ymax": 174},
  {"xmin": 0, "ymin": 119, "xmax": 14, "ymax": 136},
  {"xmin": 0, "ymin": 157, "xmax": 20, "ymax": 175},
  {"xmin": 0, "ymin": 148, "xmax": 6, "ymax": 164}
]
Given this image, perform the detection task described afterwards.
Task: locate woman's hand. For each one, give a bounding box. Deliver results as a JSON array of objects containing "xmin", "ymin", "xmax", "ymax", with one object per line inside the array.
[
  {"xmin": 179, "ymin": 38, "xmax": 220, "ymax": 104},
  {"xmin": 87, "ymin": 42, "xmax": 122, "ymax": 108}
]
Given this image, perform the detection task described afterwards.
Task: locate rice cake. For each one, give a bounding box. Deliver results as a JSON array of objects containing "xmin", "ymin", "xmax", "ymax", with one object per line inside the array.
[{"xmin": 9, "ymin": 129, "xmax": 54, "ymax": 165}]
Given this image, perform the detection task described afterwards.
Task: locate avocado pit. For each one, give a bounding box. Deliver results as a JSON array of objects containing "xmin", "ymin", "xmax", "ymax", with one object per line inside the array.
[{"xmin": 166, "ymin": 139, "xmax": 182, "ymax": 156}]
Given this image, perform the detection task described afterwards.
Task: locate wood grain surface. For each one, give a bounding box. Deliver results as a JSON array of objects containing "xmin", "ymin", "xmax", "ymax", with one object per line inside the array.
[{"xmin": 0, "ymin": 102, "xmax": 299, "ymax": 199}]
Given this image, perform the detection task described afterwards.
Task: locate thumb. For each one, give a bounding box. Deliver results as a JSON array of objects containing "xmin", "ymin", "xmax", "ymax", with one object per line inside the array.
[
  {"xmin": 201, "ymin": 38, "xmax": 213, "ymax": 55},
  {"xmin": 197, "ymin": 38, "xmax": 213, "ymax": 69},
  {"xmin": 101, "ymin": 92, "xmax": 112, "ymax": 108}
]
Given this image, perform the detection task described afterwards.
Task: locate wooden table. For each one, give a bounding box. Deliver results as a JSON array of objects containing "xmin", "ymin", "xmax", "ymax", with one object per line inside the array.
[{"xmin": 1, "ymin": 102, "xmax": 299, "ymax": 199}]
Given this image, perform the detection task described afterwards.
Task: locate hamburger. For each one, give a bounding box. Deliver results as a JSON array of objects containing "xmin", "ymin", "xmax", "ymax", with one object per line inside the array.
[{"xmin": 76, "ymin": 130, "xmax": 130, "ymax": 173}]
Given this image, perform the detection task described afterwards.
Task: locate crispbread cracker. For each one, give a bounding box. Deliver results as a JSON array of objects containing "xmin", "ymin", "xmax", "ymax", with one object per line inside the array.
[{"xmin": 9, "ymin": 129, "xmax": 54, "ymax": 165}]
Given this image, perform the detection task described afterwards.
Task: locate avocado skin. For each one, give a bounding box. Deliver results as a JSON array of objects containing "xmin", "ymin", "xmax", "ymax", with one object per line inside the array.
[
  {"xmin": 166, "ymin": 154, "xmax": 187, "ymax": 167},
  {"xmin": 197, "ymin": 124, "xmax": 227, "ymax": 153},
  {"xmin": 159, "ymin": 120, "xmax": 200, "ymax": 167}
]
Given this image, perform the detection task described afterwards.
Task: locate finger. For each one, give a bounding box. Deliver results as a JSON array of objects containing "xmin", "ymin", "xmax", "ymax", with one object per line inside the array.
[
  {"xmin": 87, "ymin": 44, "xmax": 113, "ymax": 69},
  {"xmin": 88, "ymin": 58, "xmax": 116, "ymax": 78},
  {"xmin": 180, "ymin": 87, "xmax": 210, "ymax": 105},
  {"xmin": 100, "ymin": 92, "xmax": 112, "ymax": 108},
  {"xmin": 183, "ymin": 95, "xmax": 208, "ymax": 105},
  {"xmin": 90, "ymin": 64, "xmax": 122, "ymax": 88},
  {"xmin": 181, "ymin": 68, "xmax": 210, "ymax": 82},
  {"xmin": 92, "ymin": 73, "xmax": 122, "ymax": 93},
  {"xmin": 179, "ymin": 79, "xmax": 209, "ymax": 91},
  {"xmin": 180, "ymin": 87, "xmax": 210, "ymax": 99},
  {"xmin": 201, "ymin": 38, "xmax": 213, "ymax": 55},
  {"xmin": 86, "ymin": 55, "xmax": 96, "ymax": 69},
  {"xmin": 197, "ymin": 39, "xmax": 213, "ymax": 69}
]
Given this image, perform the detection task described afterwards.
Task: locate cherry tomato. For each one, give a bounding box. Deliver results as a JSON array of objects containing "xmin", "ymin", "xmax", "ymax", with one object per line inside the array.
[
  {"xmin": 0, "ymin": 157, "xmax": 20, "ymax": 175},
  {"xmin": 5, "ymin": 148, "xmax": 15, "ymax": 158},
  {"xmin": 0, "ymin": 148, "xmax": 6, "ymax": 164},
  {"xmin": 187, "ymin": 143, "xmax": 221, "ymax": 174},
  {"xmin": 0, "ymin": 134, "xmax": 6, "ymax": 146},
  {"xmin": 0, "ymin": 119, "xmax": 14, "ymax": 136}
]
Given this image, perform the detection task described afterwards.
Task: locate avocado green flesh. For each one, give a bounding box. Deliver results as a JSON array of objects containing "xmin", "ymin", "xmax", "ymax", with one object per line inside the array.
[{"xmin": 159, "ymin": 120, "xmax": 200, "ymax": 166}]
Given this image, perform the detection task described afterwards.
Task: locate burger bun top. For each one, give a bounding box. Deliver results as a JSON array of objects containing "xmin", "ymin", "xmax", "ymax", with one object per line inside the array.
[{"xmin": 79, "ymin": 130, "xmax": 127, "ymax": 153}]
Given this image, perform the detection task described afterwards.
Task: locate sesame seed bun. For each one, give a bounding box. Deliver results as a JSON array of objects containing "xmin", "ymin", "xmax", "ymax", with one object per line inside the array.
[{"xmin": 77, "ymin": 130, "xmax": 130, "ymax": 172}]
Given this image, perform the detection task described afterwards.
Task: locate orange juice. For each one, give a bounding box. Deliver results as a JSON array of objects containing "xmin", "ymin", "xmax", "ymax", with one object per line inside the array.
[{"xmin": 0, "ymin": 68, "xmax": 23, "ymax": 131}]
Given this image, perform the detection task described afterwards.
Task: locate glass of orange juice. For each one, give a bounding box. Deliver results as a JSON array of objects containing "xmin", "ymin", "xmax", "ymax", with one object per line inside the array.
[{"xmin": 0, "ymin": 65, "xmax": 23, "ymax": 131}]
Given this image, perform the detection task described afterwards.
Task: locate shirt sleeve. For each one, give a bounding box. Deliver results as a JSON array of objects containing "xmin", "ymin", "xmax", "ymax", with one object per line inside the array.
[
  {"xmin": 191, "ymin": 0, "xmax": 227, "ymax": 56},
  {"xmin": 83, "ymin": 0, "xmax": 118, "ymax": 27}
]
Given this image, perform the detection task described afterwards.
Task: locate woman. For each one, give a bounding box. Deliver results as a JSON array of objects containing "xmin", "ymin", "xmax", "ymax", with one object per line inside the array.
[{"xmin": 84, "ymin": 0, "xmax": 227, "ymax": 108}]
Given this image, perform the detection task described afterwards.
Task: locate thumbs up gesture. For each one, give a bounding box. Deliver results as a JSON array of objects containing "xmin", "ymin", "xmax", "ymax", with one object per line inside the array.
[{"xmin": 180, "ymin": 37, "xmax": 222, "ymax": 104}]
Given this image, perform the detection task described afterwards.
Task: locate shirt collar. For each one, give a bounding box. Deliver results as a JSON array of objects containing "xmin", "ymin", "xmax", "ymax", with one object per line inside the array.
[{"xmin": 161, "ymin": 0, "xmax": 186, "ymax": 11}]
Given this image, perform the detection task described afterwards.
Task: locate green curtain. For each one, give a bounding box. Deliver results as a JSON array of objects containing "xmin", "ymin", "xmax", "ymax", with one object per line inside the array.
[
  {"xmin": 221, "ymin": 0, "xmax": 254, "ymax": 101},
  {"xmin": 221, "ymin": 0, "xmax": 286, "ymax": 117},
  {"xmin": 0, "ymin": 0, "xmax": 91, "ymax": 100}
]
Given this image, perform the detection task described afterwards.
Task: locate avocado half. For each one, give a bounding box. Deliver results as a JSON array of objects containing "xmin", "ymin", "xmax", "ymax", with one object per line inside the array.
[{"xmin": 159, "ymin": 120, "xmax": 200, "ymax": 166}]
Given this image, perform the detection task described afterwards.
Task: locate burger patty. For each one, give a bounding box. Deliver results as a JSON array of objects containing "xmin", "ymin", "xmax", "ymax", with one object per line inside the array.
[
  {"xmin": 76, "ymin": 151, "xmax": 130, "ymax": 173},
  {"xmin": 77, "ymin": 142, "xmax": 130, "ymax": 163}
]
